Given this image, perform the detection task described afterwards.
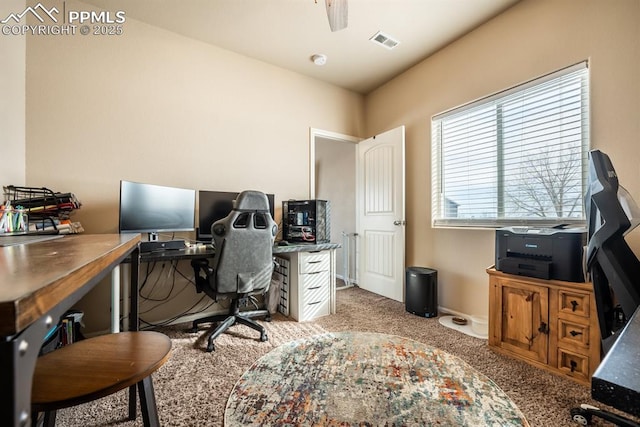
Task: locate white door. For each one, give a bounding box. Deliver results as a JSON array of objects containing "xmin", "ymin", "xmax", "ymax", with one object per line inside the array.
[{"xmin": 356, "ymin": 126, "xmax": 405, "ymax": 302}]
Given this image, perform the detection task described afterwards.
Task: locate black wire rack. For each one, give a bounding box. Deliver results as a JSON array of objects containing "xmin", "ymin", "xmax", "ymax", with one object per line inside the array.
[{"xmin": 2, "ymin": 185, "xmax": 81, "ymax": 233}]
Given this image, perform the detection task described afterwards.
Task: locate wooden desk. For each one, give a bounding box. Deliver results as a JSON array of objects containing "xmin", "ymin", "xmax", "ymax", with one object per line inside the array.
[
  {"xmin": 0, "ymin": 233, "xmax": 140, "ymax": 427},
  {"xmin": 123, "ymin": 242, "xmax": 340, "ymax": 326}
]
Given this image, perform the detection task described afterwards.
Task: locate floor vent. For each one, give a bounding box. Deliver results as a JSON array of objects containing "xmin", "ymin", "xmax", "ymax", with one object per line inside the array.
[{"xmin": 369, "ymin": 31, "xmax": 400, "ymax": 50}]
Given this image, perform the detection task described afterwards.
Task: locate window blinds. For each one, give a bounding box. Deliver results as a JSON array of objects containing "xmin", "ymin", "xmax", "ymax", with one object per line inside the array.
[{"xmin": 431, "ymin": 61, "xmax": 589, "ymax": 228}]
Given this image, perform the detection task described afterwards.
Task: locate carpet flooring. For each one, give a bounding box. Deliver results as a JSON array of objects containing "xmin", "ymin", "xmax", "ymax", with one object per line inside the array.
[{"xmin": 53, "ymin": 286, "xmax": 624, "ymax": 426}]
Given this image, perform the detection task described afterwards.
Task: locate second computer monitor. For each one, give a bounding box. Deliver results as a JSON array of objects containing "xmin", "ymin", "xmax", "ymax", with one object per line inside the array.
[{"xmin": 197, "ymin": 190, "xmax": 274, "ymax": 241}]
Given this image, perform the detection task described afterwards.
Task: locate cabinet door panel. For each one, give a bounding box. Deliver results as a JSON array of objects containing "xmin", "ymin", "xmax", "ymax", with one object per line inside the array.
[
  {"xmin": 499, "ymin": 280, "xmax": 549, "ymax": 364},
  {"xmin": 488, "ymin": 269, "xmax": 599, "ymax": 386}
]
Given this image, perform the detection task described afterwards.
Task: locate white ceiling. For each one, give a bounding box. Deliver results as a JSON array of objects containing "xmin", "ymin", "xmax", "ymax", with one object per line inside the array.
[{"xmin": 84, "ymin": 0, "xmax": 520, "ymax": 94}]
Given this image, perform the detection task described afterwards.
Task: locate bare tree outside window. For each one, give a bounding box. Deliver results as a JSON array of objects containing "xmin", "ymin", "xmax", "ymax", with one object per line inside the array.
[{"xmin": 506, "ymin": 148, "xmax": 583, "ymax": 219}]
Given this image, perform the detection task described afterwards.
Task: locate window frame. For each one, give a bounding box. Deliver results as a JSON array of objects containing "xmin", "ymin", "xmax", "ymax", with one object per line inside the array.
[{"xmin": 431, "ymin": 61, "xmax": 590, "ymax": 229}]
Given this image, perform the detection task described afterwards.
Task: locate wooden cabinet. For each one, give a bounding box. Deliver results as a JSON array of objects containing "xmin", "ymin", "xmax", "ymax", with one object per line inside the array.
[
  {"xmin": 276, "ymin": 250, "xmax": 332, "ymax": 321},
  {"xmin": 487, "ymin": 268, "xmax": 600, "ymax": 385}
]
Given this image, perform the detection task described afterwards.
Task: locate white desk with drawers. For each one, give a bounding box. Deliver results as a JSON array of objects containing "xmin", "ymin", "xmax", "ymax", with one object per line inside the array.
[{"xmin": 273, "ymin": 243, "xmax": 340, "ymax": 322}]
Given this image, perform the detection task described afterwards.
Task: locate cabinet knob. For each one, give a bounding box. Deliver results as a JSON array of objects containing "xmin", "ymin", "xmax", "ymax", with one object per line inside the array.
[
  {"xmin": 538, "ymin": 322, "xmax": 550, "ymax": 335},
  {"xmin": 571, "ymin": 300, "xmax": 578, "ymax": 311},
  {"xmin": 569, "ymin": 330, "xmax": 583, "ymax": 337}
]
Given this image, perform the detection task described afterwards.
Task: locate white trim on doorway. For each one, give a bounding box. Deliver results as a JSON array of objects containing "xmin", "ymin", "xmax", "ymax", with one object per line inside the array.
[{"xmin": 309, "ymin": 128, "xmax": 360, "ymax": 199}]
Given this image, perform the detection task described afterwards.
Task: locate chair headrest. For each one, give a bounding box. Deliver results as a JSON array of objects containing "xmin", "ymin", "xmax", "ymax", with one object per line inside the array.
[{"xmin": 233, "ymin": 190, "xmax": 270, "ymax": 212}]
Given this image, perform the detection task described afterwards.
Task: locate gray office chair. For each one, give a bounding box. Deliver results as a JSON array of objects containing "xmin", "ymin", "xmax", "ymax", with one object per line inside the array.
[{"xmin": 191, "ymin": 190, "xmax": 277, "ymax": 352}]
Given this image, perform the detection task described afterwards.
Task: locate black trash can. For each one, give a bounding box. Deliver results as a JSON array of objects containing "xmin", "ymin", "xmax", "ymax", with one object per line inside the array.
[{"xmin": 405, "ymin": 267, "xmax": 438, "ymax": 318}]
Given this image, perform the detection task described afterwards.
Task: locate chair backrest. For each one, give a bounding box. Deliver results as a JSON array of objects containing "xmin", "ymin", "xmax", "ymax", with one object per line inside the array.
[{"xmin": 211, "ymin": 190, "xmax": 277, "ymax": 296}]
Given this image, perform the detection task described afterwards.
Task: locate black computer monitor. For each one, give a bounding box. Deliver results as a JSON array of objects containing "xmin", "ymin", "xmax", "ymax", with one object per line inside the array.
[
  {"xmin": 585, "ymin": 149, "xmax": 640, "ymax": 352},
  {"xmin": 118, "ymin": 180, "xmax": 196, "ymax": 241},
  {"xmin": 197, "ymin": 190, "xmax": 274, "ymax": 241}
]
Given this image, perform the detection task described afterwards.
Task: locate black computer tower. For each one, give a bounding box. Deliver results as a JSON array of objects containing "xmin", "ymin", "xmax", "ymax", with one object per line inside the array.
[
  {"xmin": 282, "ymin": 199, "xmax": 330, "ymax": 244},
  {"xmin": 405, "ymin": 267, "xmax": 438, "ymax": 317}
]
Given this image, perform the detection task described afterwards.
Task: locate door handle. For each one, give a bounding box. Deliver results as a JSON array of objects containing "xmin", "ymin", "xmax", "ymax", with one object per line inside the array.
[{"xmin": 393, "ymin": 220, "xmax": 406, "ymax": 226}]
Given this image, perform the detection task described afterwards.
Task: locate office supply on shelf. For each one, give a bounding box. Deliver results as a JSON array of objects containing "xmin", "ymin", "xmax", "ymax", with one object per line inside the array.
[
  {"xmin": 0, "ymin": 233, "xmax": 140, "ymax": 427},
  {"xmin": 2, "ymin": 185, "xmax": 82, "ymax": 234}
]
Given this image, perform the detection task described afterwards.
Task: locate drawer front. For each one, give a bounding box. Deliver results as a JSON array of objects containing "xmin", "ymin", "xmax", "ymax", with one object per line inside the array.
[
  {"xmin": 557, "ymin": 348, "xmax": 590, "ymax": 383},
  {"xmin": 301, "ymin": 271, "xmax": 330, "ymax": 293},
  {"xmin": 304, "ymin": 281, "xmax": 329, "ymax": 303},
  {"xmin": 300, "ymin": 251, "xmax": 330, "ymax": 273},
  {"xmin": 300, "ymin": 298, "xmax": 330, "ymax": 321},
  {"xmin": 558, "ymin": 318, "xmax": 591, "ymax": 350},
  {"xmin": 558, "ymin": 290, "xmax": 590, "ymax": 319}
]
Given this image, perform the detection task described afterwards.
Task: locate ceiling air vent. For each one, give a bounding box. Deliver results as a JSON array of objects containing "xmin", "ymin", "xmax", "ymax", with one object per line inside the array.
[{"xmin": 369, "ymin": 31, "xmax": 400, "ymax": 50}]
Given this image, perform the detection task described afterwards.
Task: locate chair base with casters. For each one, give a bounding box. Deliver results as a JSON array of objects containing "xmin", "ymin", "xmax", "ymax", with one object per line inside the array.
[
  {"xmin": 31, "ymin": 331, "xmax": 171, "ymax": 427},
  {"xmin": 191, "ymin": 295, "xmax": 271, "ymax": 352}
]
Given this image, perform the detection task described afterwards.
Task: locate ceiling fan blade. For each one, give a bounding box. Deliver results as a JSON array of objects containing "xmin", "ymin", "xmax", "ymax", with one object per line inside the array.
[{"xmin": 325, "ymin": 0, "xmax": 348, "ymax": 32}]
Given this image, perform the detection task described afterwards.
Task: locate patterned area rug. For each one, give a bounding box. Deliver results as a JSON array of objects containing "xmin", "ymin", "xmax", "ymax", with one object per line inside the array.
[{"xmin": 225, "ymin": 331, "xmax": 530, "ymax": 426}]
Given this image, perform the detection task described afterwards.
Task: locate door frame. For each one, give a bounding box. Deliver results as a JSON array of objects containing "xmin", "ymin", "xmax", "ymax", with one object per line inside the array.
[
  {"xmin": 309, "ymin": 128, "xmax": 360, "ymax": 199},
  {"xmin": 309, "ymin": 128, "xmax": 361, "ymax": 285}
]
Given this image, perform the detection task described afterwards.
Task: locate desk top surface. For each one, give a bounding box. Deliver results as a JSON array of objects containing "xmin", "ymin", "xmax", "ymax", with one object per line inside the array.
[
  {"xmin": 272, "ymin": 242, "xmax": 341, "ymax": 253},
  {"xmin": 592, "ymin": 306, "xmax": 640, "ymax": 417},
  {"xmin": 139, "ymin": 241, "xmax": 341, "ymax": 261},
  {"xmin": 0, "ymin": 233, "xmax": 140, "ymax": 336}
]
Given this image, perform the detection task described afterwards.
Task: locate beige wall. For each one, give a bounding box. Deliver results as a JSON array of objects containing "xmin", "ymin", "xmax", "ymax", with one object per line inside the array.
[
  {"xmin": 24, "ymin": 0, "xmax": 364, "ymax": 333},
  {"xmin": 19, "ymin": 0, "xmax": 640, "ymax": 331},
  {"xmin": 365, "ymin": 0, "xmax": 640, "ymax": 317},
  {"xmin": 0, "ymin": 0, "xmax": 26, "ymax": 187}
]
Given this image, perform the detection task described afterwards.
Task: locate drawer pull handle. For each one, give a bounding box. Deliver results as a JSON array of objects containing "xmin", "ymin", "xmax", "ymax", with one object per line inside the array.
[
  {"xmin": 308, "ymin": 261, "xmax": 322, "ymax": 264},
  {"xmin": 309, "ymin": 286, "xmax": 321, "ymax": 290},
  {"xmin": 569, "ymin": 330, "xmax": 583, "ymax": 337},
  {"xmin": 308, "ymin": 301, "xmax": 321, "ymax": 305},
  {"xmin": 571, "ymin": 300, "xmax": 578, "ymax": 311},
  {"xmin": 570, "ymin": 360, "xmax": 577, "ymax": 372}
]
